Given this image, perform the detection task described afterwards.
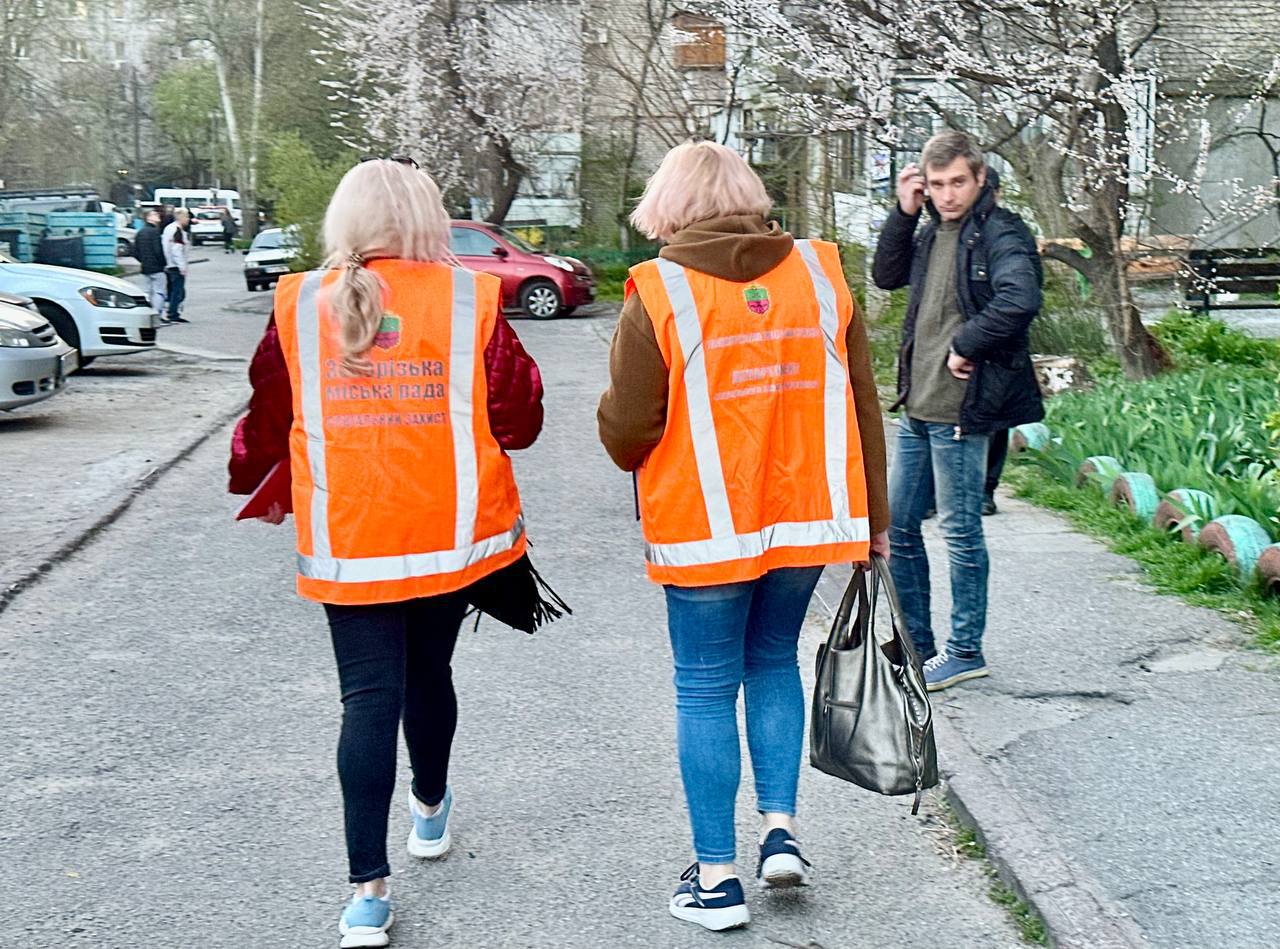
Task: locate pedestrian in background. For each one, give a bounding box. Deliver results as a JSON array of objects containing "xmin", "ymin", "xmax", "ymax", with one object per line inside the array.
[
  {"xmin": 598, "ymin": 141, "xmax": 889, "ymax": 933},
  {"xmin": 220, "ymin": 207, "xmax": 238, "ymax": 253},
  {"xmin": 228, "ymin": 158, "xmax": 545, "ymax": 949},
  {"xmin": 161, "ymin": 208, "xmax": 190, "ymax": 324},
  {"xmin": 134, "ymin": 209, "xmax": 167, "ymax": 315},
  {"xmin": 872, "ymin": 130, "xmax": 1044, "ymax": 692}
]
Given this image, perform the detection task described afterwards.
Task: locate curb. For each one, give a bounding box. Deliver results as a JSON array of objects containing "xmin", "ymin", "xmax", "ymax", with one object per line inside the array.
[
  {"xmin": 935, "ymin": 712, "xmax": 1154, "ymax": 949},
  {"xmin": 812, "ymin": 566, "xmax": 1152, "ymax": 949},
  {"xmin": 0, "ymin": 400, "xmax": 247, "ymax": 619}
]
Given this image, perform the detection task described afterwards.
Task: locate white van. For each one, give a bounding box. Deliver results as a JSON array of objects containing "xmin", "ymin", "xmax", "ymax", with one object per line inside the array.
[{"xmin": 152, "ymin": 188, "xmax": 242, "ymax": 226}]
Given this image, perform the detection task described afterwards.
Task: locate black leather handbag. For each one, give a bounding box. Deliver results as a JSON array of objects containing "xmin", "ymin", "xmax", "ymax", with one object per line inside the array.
[{"xmin": 809, "ymin": 555, "xmax": 938, "ymax": 813}]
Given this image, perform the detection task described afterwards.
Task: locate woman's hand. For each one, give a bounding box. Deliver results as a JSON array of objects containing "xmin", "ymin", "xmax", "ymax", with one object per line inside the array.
[{"xmin": 870, "ymin": 530, "xmax": 890, "ymax": 563}]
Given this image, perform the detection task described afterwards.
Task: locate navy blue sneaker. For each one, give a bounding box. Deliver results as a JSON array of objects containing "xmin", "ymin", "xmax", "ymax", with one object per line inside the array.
[
  {"xmin": 756, "ymin": 828, "xmax": 811, "ymax": 889},
  {"xmin": 669, "ymin": 864, "xmax": 750, "ymax": 931},
  {"xmin": 923, "ymin": 650, "xmax": 989, "ymax": 692},
  {"xmin": 338, "ymin": 889, "xmax": 393, "ymax": 948}
]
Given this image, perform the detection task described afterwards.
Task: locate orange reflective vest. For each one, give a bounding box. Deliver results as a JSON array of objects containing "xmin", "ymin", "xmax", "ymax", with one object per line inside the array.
[
  {"xmin": 274, "ymin": 260, "xmax": 526, "ymax": 605},
  {"xmin": 628, "ymin": 239, "xmax": 870, "ymax": 586}
]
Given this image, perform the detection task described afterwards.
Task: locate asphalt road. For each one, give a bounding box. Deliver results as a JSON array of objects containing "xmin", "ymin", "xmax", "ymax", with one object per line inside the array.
[{"xmin": 0, "ymin": 267, "xmax": 1019, "ymax": 947}]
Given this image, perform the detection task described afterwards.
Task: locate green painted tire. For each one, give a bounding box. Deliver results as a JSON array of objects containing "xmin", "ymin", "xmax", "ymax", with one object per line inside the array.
[
  {"xmin": 1009, "ymin": 422, "xmax": 1051, "ymax": 453},
  {"xmin": 1259, "ymin": 544, "xmax": 1280, "ymax": 595},
  {"xmin": 1153, "ymin": 488, "xmax": 1218, "ymax": 543},
  {"xmin": 1198, "ymin": 516, "xmax": 1274, "ymax": 577},
  {"xmin": 1109, "ymin": 472, "xmax": 1159, "ymax": 524},
  {"xmin": 1075, "ymin": 455, "xmax": 1124, "ymax": 489}
]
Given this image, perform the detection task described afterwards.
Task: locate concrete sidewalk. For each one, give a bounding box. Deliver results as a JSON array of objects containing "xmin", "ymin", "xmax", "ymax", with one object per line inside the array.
[{"xmin": 815, "ymin": 480, "xmax": 1280, "ymax": 949}]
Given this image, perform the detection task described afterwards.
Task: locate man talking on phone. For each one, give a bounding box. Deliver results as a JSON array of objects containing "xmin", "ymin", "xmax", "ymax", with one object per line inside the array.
[{"xmin": 872, "ymin": 129, "xmax": 1044, "ymax": 691}]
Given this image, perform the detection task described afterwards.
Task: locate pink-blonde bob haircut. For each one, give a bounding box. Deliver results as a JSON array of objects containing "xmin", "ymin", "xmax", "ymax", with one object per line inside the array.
[{"xmin": 630, "ymin": 141, "xmax": 772, "ymax": 240}]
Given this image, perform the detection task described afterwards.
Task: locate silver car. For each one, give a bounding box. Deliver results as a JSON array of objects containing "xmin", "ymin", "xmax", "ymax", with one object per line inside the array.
[{"xmin": 0, "ymin": 290, "xmax": 77, "ymax": 411}]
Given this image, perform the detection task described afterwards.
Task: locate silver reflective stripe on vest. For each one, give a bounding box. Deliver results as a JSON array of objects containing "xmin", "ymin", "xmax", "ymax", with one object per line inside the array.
[
  {"xmin": 293, "ymin": 266, "xmax": 522, "ymax": 585},
  {"xmin": 295, "ymin": 271, "xmax": 331, "ymax": 560},
  {"xmin": 449, "ymin": 269, "xmax": 480, "ymax": 551},
  {"xmin": 796, "ymin": 239, "xmax": 851, "ymax": 520},
  {"xmin": 297, "ymin": 516, "xmax": 525, "ymax": 583},
  {"xmin": 655, "ymin": 258, "xmax": 735, "ymax": 538},
  {"xmin": 646, "ymin": 516, "xmax": 870, "ymax": 568},
  {"xmin": 646, "ymin": 251, "xmax": 868, "ymax": 570}
]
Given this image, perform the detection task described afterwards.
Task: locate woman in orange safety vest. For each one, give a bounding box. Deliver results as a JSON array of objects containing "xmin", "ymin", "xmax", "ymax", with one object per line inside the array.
[
  {"xmin": 229, "ymin": 158, "xmax": 549, "ymax": 949},
  {"xmin": 598, "ymin": 142, "xmax": 890, "ymax": 932}
]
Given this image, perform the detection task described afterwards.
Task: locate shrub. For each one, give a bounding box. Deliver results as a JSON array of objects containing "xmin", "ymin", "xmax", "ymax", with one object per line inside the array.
[{"xmin": 1152, "ymin": 310, "xmax": 1280, "ymax": 369}]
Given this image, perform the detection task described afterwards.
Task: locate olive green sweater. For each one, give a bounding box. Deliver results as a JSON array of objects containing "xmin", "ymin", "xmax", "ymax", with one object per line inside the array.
[{"xmin": 595, "ymin": 214, "xmax": 890, "ymax": 536}]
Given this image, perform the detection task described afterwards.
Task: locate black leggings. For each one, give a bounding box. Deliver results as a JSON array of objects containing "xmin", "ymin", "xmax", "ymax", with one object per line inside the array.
[{"xmin": 325, "ymin": 593, "xmax": 469, "ymax": 883}]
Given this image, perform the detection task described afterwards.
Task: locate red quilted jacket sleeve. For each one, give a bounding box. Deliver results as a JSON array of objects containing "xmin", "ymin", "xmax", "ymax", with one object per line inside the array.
[
  {"xmin": 484, "ymin": 314, "xmax": 544, "ymax": 450},
  {"xmin": 229, "ymin": 315, "xmax": 292, "ymax": 495},
  {"xmin": 228, "ymin": 310, "xmax": 543, "ymax": 497}
]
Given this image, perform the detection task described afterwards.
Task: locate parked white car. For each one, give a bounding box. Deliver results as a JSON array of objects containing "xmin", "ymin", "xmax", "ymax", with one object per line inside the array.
[
  {"xmin": 0, "ymin": 291, "xmax": 77, "ymax": 410},
  {"xmin": 243, "ymin": 227, "xmax": 301, "ymax": 291},
  {"xmin": 190, "ymin": 207, "xmax": 227, "ymax": 246},
  {"xmin": 0, "ymin": 250, "xmax": 158, "ymax": 364}
]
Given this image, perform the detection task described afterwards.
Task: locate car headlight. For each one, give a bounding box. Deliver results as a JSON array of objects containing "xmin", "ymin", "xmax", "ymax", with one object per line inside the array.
[
  {"xmin": 542, "ymin": 255, "xmax": 575, "ymax": 273},
  {"xmin": 79, "ymin": 287, "xmax": 139, "ymax": 308},
  {"xmin": 0, "ymin": 328, "xmax": 39, "ymax": 347}
]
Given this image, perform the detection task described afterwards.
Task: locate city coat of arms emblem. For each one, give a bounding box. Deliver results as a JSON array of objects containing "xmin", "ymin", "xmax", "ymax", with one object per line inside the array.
[
  {"xmin": 744, "ymin": 284, "xmax": 771, "ymax": 315},
  {"xmin": 374, "ymin": 314, "xmax": 401, "ymax": 350}
]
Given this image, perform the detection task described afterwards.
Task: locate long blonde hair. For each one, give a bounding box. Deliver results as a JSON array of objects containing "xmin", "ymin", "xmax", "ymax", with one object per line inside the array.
[{"xmin": 322, "ymin": 160, "xmax": 453, "ymax": 375}]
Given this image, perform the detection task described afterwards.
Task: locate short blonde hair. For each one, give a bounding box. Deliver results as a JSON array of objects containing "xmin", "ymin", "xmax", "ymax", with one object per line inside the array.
[
  {"xmin": 630, "ymin": 141, "xmax": 772, "ymax": 240},
  {"xmin": 322, "ymin": 160, "xmax": 454, "ymax": 375}
]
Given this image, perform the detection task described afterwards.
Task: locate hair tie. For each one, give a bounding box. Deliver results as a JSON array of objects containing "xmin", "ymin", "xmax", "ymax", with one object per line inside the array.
[{"xmin": 347, "ymin": 251, "xmax": 364, "ymax": 268}]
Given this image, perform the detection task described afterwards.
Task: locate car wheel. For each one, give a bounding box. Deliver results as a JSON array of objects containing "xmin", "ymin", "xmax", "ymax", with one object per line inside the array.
[
  {"xmin": 116, "ymin": 238, "xmax": 134, "ymax": 258},
  {"xmin": 246, "ymin": 281, "xmax": 258, "ymax": 291},
  {"xmin": 520, "ymin": 280, "xmax": 562, "ymax": 320},
  {"xmin": 35, "ymin": 301, "xmax": 82, "ymax": 361}
]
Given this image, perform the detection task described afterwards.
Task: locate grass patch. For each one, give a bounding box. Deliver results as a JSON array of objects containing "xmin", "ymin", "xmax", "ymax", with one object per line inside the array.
[
  {"xmin": 944, "ymin": 808, "xmax": 1048, "ymax": 945},
  {"xmin": 1007, "ymin": 468, "xmax": 1280, "ymax": 651}
]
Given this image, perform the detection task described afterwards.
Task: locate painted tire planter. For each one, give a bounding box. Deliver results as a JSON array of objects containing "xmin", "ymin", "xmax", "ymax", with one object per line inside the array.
[
  {"xmin": 1109, "ymin": 472, "xmax": 1159, "ymax": 524},
  {"xmin": 1153, "ymin": 488, "xmax": 1219, "ymax": 543},
  {"xmin": 1009, "ymin": 422, "xmax": 1051, "ymax": 453},
  {"xmin": 1258, "ymin": 544, "xmax": 1280, "ymax": 595},
  {"xmin": 1075, "ymin": 455, "xmax": 1124, "ymax": 490},
  {"xmin": 1197, "ymin": 515, "xmax": 1273, "ymax": 577}
]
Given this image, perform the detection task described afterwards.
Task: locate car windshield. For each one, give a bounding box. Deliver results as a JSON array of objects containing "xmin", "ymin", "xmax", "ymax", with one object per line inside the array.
[
  {"xmin": 495, "ymin": 226, "xmax": 540, "ymax": 253},
  {"xmin": 251, "ymin": 231, "xmax": 283, "ymax": 250},
  {"xmin": 196, "ymin": 210, "xmax": 222, "ymax": 220}
]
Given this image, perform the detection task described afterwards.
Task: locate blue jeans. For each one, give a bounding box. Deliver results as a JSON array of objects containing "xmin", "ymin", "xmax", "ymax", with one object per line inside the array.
[
  {"xmin": 888, "ymin": 416, "xmax": 990, "ymax": 662},
  {"xmin": 165, "ymin": 268, "xmax": 186, "ymax": 318},
  {"xmin": 664, "ymin": 566, "xmax": 823, "ymax": 865}
]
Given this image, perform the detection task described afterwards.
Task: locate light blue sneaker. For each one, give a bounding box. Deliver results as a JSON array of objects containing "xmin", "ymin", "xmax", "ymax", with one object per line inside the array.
[
  {"xmin": 338, "ymin": 889, "xmax": 393, "ymax": 948},
  {"xmin": 407, "ymin": 785, "xmax": 452, "ymax": 859},
  {"xmin": 923, "ymin": 650, "xmax": 989, "ymax": 692}
]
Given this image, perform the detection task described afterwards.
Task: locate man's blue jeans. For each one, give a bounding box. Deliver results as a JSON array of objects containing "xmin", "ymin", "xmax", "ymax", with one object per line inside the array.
[
  {"xmin": 888, "ymin": 416, "xmax": 990, "ymax": 662},
  {"xmin": 664, "ymin": 566, "xmax": 823, "ymax": 865}
]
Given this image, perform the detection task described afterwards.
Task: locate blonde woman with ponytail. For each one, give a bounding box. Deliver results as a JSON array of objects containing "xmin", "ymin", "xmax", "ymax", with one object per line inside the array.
[{"xmin": 228, "ymin": 158, "xmax": 554, "ymax": 948}]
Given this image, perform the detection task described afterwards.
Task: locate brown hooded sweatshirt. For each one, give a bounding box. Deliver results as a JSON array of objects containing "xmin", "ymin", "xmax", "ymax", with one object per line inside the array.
[{"xmin": 596, "ymin": 214, "xmax": 890, "ymax": 536}]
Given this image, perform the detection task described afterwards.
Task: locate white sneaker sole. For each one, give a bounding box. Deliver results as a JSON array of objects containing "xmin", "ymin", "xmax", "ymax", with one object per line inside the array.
[
  {"xmin": 407, "ymin": 824, "xmax": 451, "ymax": 859},
  {"xmin": 338, "ymin": 914, "xmax": 393, "ymax": 948},
  {"xmin": 759, "ymin": 852, "xmax": 809, "ymax": 889},
  {"xmin": 926, "ymin": 666, "xmax": 989, "ymax": 692},
  {"xmin": 668, "ymin": 900, "xmax": 750, "ymax": 931}
]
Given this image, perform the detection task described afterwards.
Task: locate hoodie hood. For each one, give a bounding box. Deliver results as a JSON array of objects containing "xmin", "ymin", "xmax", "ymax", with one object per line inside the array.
[{"xmin": 659, "ymin": 214, "xmax": 795, "ymax": 282}]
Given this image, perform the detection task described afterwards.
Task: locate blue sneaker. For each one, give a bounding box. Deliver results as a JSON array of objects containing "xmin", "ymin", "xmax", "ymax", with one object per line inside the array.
[
  {"xmin": 407, "ymin": 786, "xmax": 452, "ymax": 859},
  {"xmin": 756, "ymin": 828, "xmax": 811, "ymax": 889},
  {"xmin": 669, "ymin": 864, "xmax": 750, "ymax": 931},
  {"xmin": 923, "ymin": 650, "xmax": 989, "ymax": 692},
  {"xmin": 338, "ymin": 890, "xmax": 393, "ymax": 948}
]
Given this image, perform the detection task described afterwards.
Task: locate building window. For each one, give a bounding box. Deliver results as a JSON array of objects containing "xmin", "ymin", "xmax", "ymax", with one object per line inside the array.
[
  {"xmin": 113, "ymin": 39, "xmax": 125, "ymax": 61},
  {"xmin": 59, "ymin": 37, "xmax": 88, "ymax": 60},
  {"xmin": 115, "ymin": 0, "xmax": 126, "ymax": 17},
  {"xmin": 64, "ymin": 0, "xmax": 88, "ymax": 17},
  {"xmin": 8, "ymin": 36, "xmax": 28, "ymax": 59},
  {"xmin": 673, "ymin": 12, "xmax": 725, "ymax": 70}
]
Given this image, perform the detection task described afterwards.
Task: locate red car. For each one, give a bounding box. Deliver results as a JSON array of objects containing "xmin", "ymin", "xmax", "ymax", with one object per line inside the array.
[{"xmin": 448, "ymin": 221, "xmax": 595, "ymax": 319}]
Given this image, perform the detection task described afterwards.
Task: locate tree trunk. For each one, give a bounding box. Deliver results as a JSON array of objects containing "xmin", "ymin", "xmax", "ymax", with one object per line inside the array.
[
  {"xmin": 1092, "ymin": 247, "xmax": 1167, "ymax": 379},
  {"xmin": 241, "ymin": 0, "xmax": 265, "ymax": 239},
  {"xmin": 484, "ymin": 137, "xmax": 524, "ymax": 225}
]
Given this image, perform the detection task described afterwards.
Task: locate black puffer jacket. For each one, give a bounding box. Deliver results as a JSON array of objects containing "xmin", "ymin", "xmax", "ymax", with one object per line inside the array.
[
  {"xmin": 135, "ymin": 224, "xmax": 166, "ymax": 275},
  {"xmin": 872, "ymin": 178, "xmax": 1044, "ymax": 435}
]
